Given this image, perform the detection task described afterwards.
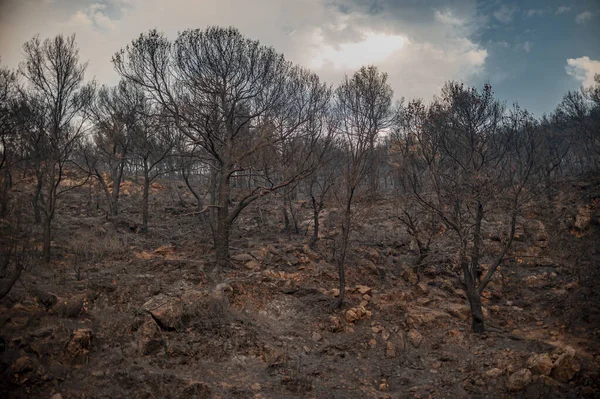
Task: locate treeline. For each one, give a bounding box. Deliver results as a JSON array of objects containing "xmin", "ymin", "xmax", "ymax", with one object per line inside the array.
[{"xmin": 0, "ymin": 27, "xmax": 598, "ymax": 332}]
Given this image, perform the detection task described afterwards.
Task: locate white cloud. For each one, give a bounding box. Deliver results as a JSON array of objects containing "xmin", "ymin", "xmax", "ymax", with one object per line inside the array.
[
  {"xmin": 556, "ymin": 6, "xmax": 571, "ymax": 15},
  {"xmin": 494, "ymin": 5, "xmax": 517, "ymax": 24},
  {"xmin": 525, "ymin": 8, "xmax": 549, "ymax": 18},
  {"xmin": 496, "ymin": 41, "xmax": 510, "ymax": 48},
  {"xmin": 518, "ymin": 41, "xmax": 533, "ymax": 53},
  {"xmin": 0, "ymin": 0, "xmax": 489, "ymax": 103},
  {"xmin": 566, "ymin": 56, "xmax": 600, "ymax": 87},
  {"xmin": 575, "ymin": 11, "xmax": 593, "ymax": 24},
  {"xmin": 434, "ymin": 9, "xmax": 465, "ymax": 26}
]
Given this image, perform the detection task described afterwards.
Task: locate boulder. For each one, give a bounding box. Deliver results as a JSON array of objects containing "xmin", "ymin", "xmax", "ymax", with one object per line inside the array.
[
  {"xmin": 508, "ymin": 369, "xmax": 532, "ymax": 392},
  {"xmin": 137, "ymin": 316, "xmax": 163, "ymax": 355},
  {"xmin": 142, "ymin": 294, "xmax": 184, "ymax": 330},
  {"xmin": 526, "ymin": 353, "xmax": 553, "ymax": 376},
  {"xmin": 551, "ymin": 353, "xmax": 580, "ymax": 383},
  {"xmin": 65, "ymin": 328, "xmax": 92, "ymax": 365}
]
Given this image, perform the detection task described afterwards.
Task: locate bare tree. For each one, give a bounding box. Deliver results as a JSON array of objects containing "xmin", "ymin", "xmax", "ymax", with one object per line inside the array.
[
  {"xmin": 19, "ymin": 34, "xmax": 93, "ymax": 262},
  {"xmin": 87, "ymin": 80, "xmax": 137, "ymax": 216},
  {"xmin": 332, "ymin": 65, "xmax": 393, "ymax": 307},
  {"xmin": 113, "ymin": 27, "xmax": 331, "ymax": 267},
  {"xmin": 0, "ymin": 60, "xmax": 20, "ymax": 217},
  {"xmin": 399, "ymin": 82, "xmax": 542, "ymax": 333}
]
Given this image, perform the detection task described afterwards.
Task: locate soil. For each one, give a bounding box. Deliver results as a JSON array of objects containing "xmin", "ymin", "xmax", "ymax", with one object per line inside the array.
[{"xmin": 1, "ymin": 175, "xmax": 599, "ymax": 398}]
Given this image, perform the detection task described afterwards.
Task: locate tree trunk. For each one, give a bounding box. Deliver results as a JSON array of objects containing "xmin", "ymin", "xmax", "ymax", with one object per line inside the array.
[
  {"xmin": 141, "ymin": 159, "xmax": 150, "ymax": 233},
  {"xmin": 461, "ymin": 253, "xmax": 485, "ymax": 333},
  {"xmin": 111, "ymin": 161, "xmax": 125, "ymax": 216},
  {"xmin": 42, "ymin": 216, "xmax": 52, "ymax": 263},
  {"xmin": 33, "ymin": 173, "xmax": 43, "ymax": 223},
  {"xmin": 214, "ymin": 163, "xmax": 232, "ymax": 268},
  {"xmin": 310, "ymin": 194, "xmax": 320, "ymax": 247}
]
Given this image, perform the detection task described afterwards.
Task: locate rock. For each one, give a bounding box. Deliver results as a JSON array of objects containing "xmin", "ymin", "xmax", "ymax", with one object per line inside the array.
[
  {"xmin": 55, "ymin": 295, "xmax": 85, "ymax": 318},
  {"xmin": 179, "ymin": 382, "xmax": 211, "ymax": 398},
  {"xmin": 65, "ymin": 328, "xmax": 92, "ymax": 365},
  {"xmin": 251, "ymin": 382, "xmax": 261, "ymax": 391},
  {"xmin": 328, "ymin": 316, "xmax": 344, "ymax": 333},
  {"xmin": 402, "ymin": 268, "xmax": 418, "ymax": 285},
  {"xmin": 50, "ymin": 394, "xmax": 63, "ymax": 399},
  {"xmin": 312, "ymin": 332, "xmax": 323, "ymax": 342},
  {"xmin": 345, "ymin": 309, "xmax": 359, "ymax": 324},
  {"xmin": 356, "ymin": 285, "xmax": 372, "ymax": 295},
  {"xmin": 527, "ymin": 353, "xmax": 553, "ymax": 376},
  {"xmin": 385, "ymin": 342, "xmax": 397, "ymax": 358},
  {"xmin": 573, "ymin": 207, "xmax": 591, "ymax": 230},
  {"xmin": 551, "ymin": 353, "xmax": 580, "ymax": 383},
  {"xmin": 35, "ymin": 291, "xmax": 58, "ymax": 310},
  {"xmin": 11, "ymin": 356, "xmax": 35, "ymax": 373},
  {"xmin": 484, "ymin": 368, "xmax": 503, "ymax": 379},
  {"xmin": 508, "ymin": 369, "xmax": 532, "ymax": 392},
  {"xmin": 416, "ymin": 282, "xmax": 429, "ymax": 295},
  {"xmin": 137, "ymin": 316, "xmax": 163, "ymax": 355},
  {"xmin": 407, "ymin": 329, "xmax": 423, "ymax": 348},
  {"xmin": 142, "ymin": 294, "xmax": 184, "ymax": 330},
  {"xmin": 282, "ymin": 280, "xmax": 298, "ymax": 294},
  {"xmin": 213, "ymin": 283, "xmax": 234, "ymax": 302},
  {"xmin": 231, "ymin": 253, "xmax": 254, "ymax": 263}
]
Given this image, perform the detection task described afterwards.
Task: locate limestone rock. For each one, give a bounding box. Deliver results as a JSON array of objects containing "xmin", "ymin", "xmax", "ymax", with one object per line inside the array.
[
  {"xmin": 143, "ymin": 294, "xmax": 184, "ymax": 330},
  {"xmin": 407, "ymin": 329, "xmax": 423, "ymax": 348},
  {"xmin": 508, "ymin": 369, "xmax": 532, "ymax": 392},
  {"xmin": 385, "ymin": 341, "xmax": 397, "ymax": 358},
  {"xmin": 551, "ymin": 353, "xmax": 580, "ymax": 383},
  {"xmin": 137, "ymin": 315, "xmax": 163, "ymax": 355},
  {"xmin": 65, "ymin": 328, "xmax": 92, "ymax": 365},
  {"xmin": 526, "ymin": 353, "xmax": 553, "ymax": 376},
  {"xmin": 355, "ymin": 285, "xmax": 372, "ymax": 295},
  {"xmin": 402, "ymin": 268, "xmax": 418, "ymax": 285},
  {"xmin": 484, "ymin": 368, "xmax": 503, "ymax": 379}
]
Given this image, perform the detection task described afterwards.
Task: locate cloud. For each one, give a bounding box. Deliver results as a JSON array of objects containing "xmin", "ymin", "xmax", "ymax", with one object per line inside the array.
[
  {"xmin": 0, "ymin": 0, "xmax": 489, "ymax": 103},
  {"xmin": 493, "ymin": 5, "xmax": 517, "ymax": 24},
  {"xmin": 566, "ymin": 56, "xmax": 600, "ymax": 87},
  {"xmin": 556, "ymin": 6, "xmax": 571, "ymax": 15},
  {"xmin": 517, "ymin": 41, "xmax": 533, "ymax": 53},
  {"xmin": 434, "ymin": 9, "xmax": 465, "ymax": 26},
  {"xmin": 525, "ymin": 8, "xmax": 549, "ymax": 18},
  {"xmin": 575, "ymin": 11, "xmax": 593, "ymax": 24}
]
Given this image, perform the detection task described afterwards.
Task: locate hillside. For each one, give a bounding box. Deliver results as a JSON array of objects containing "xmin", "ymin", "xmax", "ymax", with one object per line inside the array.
[{"xmin": 1, "ymin": 174, "xmax": 599, "ymax": 399}]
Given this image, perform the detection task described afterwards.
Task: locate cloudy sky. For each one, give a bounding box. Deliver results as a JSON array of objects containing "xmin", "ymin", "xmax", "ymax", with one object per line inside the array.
[{"xmin": 1, "ymin": 0, "xmax": 599, "ymax": 117}]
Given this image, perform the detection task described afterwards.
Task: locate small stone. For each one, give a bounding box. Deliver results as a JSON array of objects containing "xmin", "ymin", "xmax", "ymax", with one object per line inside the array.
[
  {"xmin": 345, "ymin": 309, "xmax": 359, "ymax": 323},
  {"xmin": 416, "ymin": 282, "xmax": 429, "ymax": 295},
  {"xmin": 251, "ymin": 383, "xmax": 261, "ymax": 391},
  {"xmin": 402, "ymin": 268, "xmax": 418, "ymax": 285},
  {"xmin": 407, "ymin": 329, "xmax": 423, "ymax": 348},
  {"xmin": 485, "ymin": 368, "xmax": 503, "ymax": 378},
  {"xmin": 385, "ymin": 342, "xmax": 396, "ymax": 358},
  {"xmin": 381, "ymin": 329, "xmax": 390, "ymax": 341},
  {"xmin": 356, "ymin": 285, "xmax": 372, "ymax": 295},
  {"xmin": 50, "ymin": 394, "xmax": 63, "ymax": 399},
  {"xmin": 508, "ymin": 369, "xmax": 532, "ymax": 392},
  {"xmin": 312, "ymin": 332, "xmax": 323, "ymax": 341}
]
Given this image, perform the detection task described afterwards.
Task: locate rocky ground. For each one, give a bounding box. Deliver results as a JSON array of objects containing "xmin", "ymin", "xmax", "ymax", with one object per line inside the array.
[{"xmin": 1, "ymin": 175, "xmax": 599, "ymax": 398}]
